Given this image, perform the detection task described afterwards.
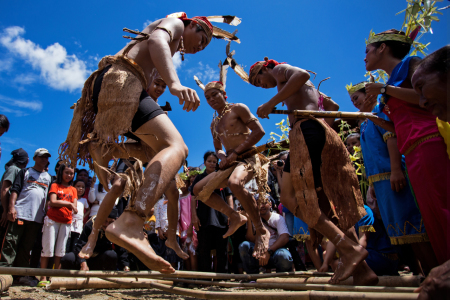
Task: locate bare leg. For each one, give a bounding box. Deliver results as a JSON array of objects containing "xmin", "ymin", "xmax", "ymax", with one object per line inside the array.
[
  {"xmin": 165, "ymin": 179, "xmax": 189, "ymax": 260},
  {"xmin": 306, "ymin": 239, "xmax": 323, "ymax": 270},
  {"xmin": 39, "ymin": 256, "xmax": 50, "ymax": 282},
  {"xmin": 105, "ymin": 114, "xmax": 188, "ymax": 273},
  {"xmin": 54, "ymin": 256, "xmax": 62, "ymax": 270},
  {"xmin": 193, "ymin": 175, "xmax": 247, "ymax": 239},
  {"xmin": 79, "ymin": 174, "xmax": 125, "ymax": 259},
  {"xmin": 228, "ymin": 165, "xmax": 269, "ymax": 259},
  {"xmin": 190, "ymin": 251, "xmax": 198, "ymax": 271}
]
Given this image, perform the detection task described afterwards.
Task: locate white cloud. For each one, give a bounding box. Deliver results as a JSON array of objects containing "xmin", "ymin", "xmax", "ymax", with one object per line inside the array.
[
  {"xmin": 0, "ymin": 94, "xmax": 42, "ymax": 117},
  {"xmin": 186, "ymin": 61, "xmax": 218, "ymax": 83},
  {"xmin": 1, "ymin": 136, "xmax": 36, "ymax": 148},
  {"xmin": 0, "ymin": 26, "xmax": 90, "ymax": 92},
  {"xmin": 172, "ymin": 52, "xmax": 182, "ymax": 71},
  {"xmin": 0, "ymin": 57, "xmax": 14, "ymax": 72},
  {"xmin": 143, "ymin": 19, "xmax": 157, "ymax": 29},
  {"xmin": 13, "ymin": 73, "xmax": 38, "ymax": 85}
]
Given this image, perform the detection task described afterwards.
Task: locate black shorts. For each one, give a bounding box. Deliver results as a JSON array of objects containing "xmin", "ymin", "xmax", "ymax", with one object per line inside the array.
[
  {"xmin": 92, "ymin": 65, "xmax": 165, "ymax": 136},
  {"xmin": 283, "ymin": 119, "xmax": 325, "ymax": 188}
]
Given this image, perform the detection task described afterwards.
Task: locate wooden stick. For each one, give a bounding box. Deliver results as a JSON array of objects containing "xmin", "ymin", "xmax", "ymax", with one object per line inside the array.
[
  {"xmin": 0, "ymin": 267, "xmax": 331, "ymax": 280},
  {"xmin": 0, "ymin": 275, "xmax": 12, "ymax": 292},
  {"xmin": 49, "ymin": 277, "xmax": 173, "ymax": 290},
  {"xmin": 257, "ymin": 275, "xmax": 423, "ymax": 288},
  {"xmin": 168, "ymin": 277, "xmax": 416, "ymax": 294},
  {"xmin": 271, "ymin": 109, "xmax": 382, "ymax": 121}
]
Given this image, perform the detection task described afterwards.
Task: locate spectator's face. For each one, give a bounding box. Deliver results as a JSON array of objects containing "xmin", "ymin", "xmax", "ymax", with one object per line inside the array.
[
  {"xmin": 204, "ymin": 155, "xmax": 217, "ymax": 173},
  {"xmin": 147, "ymin": 78, "xmax": 166, "ymax": 100},
  {"xmin": 76, "ymin": 171, "xmax": 89, "ymax": 184},
  {"xmin": 102, "ymin": 218, "xmax": 115, "ymax": 231},
  {"xmin": 350, "ymin": 91, "xmax": 365, "ymax": 111},
  {"xmin": 259, "ymin": 202, "xmax": 271, "ymax": 216},
  {"xmin": 0, "ymin": 127, "xmax": 6, "ymax": 137},
  {"xmin": 62, "ymin": 167, "xmax": 75, "ymax": 183},
  {"xmin": 74, "ymin": 181, "xmax": 86, "ymax": 198},
  {"xmin": 412, "ymin": 67, "xmax": 448, "ymax": 122},
  {"xmin": 346, "ymin": 136, "xmax": 360, "ymax": 155},
  {"xmin": 34, "ymin": 155, "xmax": 50, "ymax": 169}
]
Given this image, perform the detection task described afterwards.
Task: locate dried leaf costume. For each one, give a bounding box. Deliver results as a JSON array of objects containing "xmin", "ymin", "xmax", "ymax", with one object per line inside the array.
[
  {"xmin": 193, "ymin": 46, "xmax": 270, "ymax": 204},
  {"xmin": 247, "ymin": 58, "xmax": 366, "ymax": 240},
  {"xmin": 58, "ymin": 13, "xmax": 241, "ymax": 209}
]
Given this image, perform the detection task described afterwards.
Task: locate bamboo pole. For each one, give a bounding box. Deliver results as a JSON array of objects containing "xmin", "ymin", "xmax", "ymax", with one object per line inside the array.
[
  {"xmin": 49, "ymin": 277, "xmax": 173, "ymax": 290},
  {"xmin": 0, "ymin": 267, "xmax": 331, "ymax": 280},
  {"xmin": 257, "ymin": 275, "xmax": 423, "ymax": 287},
  {"xmin": 0, "ymin": 275, "xmax": 12, "ymax": 292},
  {"xmin": 121, "ymin": 280, "xmax": 419, "ymax": 300},
  {"xmin": 168, "ymin": 277, "xmax": 416, "ymax": 294},
  {"xmin": 271, "ymin": 109, "xmax": 382, "ymax": 122}
]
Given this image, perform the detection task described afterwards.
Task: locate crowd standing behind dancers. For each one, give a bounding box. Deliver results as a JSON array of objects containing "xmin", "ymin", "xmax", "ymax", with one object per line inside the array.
[{"xmin": 0, "ymin": 7, "xmax": 449, "ymax": 299}]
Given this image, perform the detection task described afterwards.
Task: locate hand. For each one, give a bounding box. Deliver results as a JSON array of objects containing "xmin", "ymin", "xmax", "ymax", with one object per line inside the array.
[
  {"xmin": 7, "ymin": 207, "xmax": 17, "ymax": 222},
  {"xmin": 169, "ymin": 83, "xmax": 200, "ymax": 112},
  {"xmin": 219, "ymin": 157, "xmax": 228, "ymax": 169},
  {"xmin": 390, "ymin": 169, "xmax": 407, "ymax": 192},
  {"xmin": 72, "ymin": 203, "xmax": 78, "ymax": 214},
  {"xmin": 0, "ymin": 211, "xmax": 8, "ymax": 227},
  {"xmin": 157, "ymin": 229, "xmax": 166, "ymax": 240},
  {"xmin": 256, "ymin": 102, "xmax": 275, "ymax": 119},
  {"xmin": 258, "ymin": 251, "xmax": 270, "ymax": 266},
  {"xmin": 273, "ymin": 161, "xmax": 284, "ymax": 173},
  {"xmin": 364, "ymin": 82, "xmax": 384, "ymax": 107},
  {"xmin": 191, "ymin": 215, "xmax": 201, "ymax": 231},
  {"xmin": 80, "ymin": 262, "xmax": 89, "ymax": 271},
  {"xmin": 224, "ymin": 152, "xmax": 238, "ymax": 168},
  {"xmin": 187, "ymin": 225, "xmax": 193, "ymax": 238},
  {"xmin": 415, "ymin": 259, "xmax": 450, "ymax": 300},
  {"xmin": 90, "ymin": 176, "xmax": 96, "ymax": 188}
]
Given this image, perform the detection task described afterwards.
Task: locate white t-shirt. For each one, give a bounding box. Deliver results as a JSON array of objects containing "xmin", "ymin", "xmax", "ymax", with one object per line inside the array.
[
  {"xmin": 71, "ymin": 198, "xmax": 89, "ymax": 234},
  {"xmin": 88, "ymin": 183, "xmax": 114, "ymax": 217},
  {"xmin": 263, "ymin": 212, "xmax": 290, "ymax": 248}
]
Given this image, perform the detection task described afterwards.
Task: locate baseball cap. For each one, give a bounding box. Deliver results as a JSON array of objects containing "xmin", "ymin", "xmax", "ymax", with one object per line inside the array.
[{"xmin": 34, "ymin": 148, "xmax": 51, "ymax": 158}]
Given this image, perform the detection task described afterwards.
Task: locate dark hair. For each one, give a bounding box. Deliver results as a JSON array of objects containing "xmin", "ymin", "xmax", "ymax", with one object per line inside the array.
[
  {"xmin": 98, "ymin": 182, "xmax": 104, "ymax": 193},
  {"xmin": 182, "ymin": 20, "xmax": 204, "ymax": 33},
  {"xmin": 0, "ymin": 114, "xmax": 10, "ymax": 131},
  {"xmin": 54, "ymin": 160, "xmax": 63, "ymax": 173},
  {"xmin": 73, "ymin": 179, "xmax": 86, "ymax": 188},
  {"xmin": 418, "ymin": 45, "xmax": 449, "ymax": 82},
  {"xmin": 278, "ymin": 151, "xmax": 289, "ymax": 159},
  {"xmin": 346, "ymin": 133, "xmax": 361, "ymax": 143},
  {"xmin": 370, "ymin": 29, "xmax": 411, "ymax": 60},
  {"xmin": 76, "ymin": 169, "xmax": 89, "ymax": 177},
  {"xmin": 203, "ymin": 151, "xmax": 218, "ymax": 163},
  {"xmin": 56, "ymin": 164, "xmax": 74, "ymax": 185}
]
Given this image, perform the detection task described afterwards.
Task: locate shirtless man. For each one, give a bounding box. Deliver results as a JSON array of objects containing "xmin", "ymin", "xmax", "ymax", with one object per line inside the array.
[
  {"xmin": 60, "ymin": 14, "xmax": 236, "ymax": 273},
  {"xmin": 248, "ymin": 58, "xmax": 378, "ymax": 285},
  {"xmin": 192, "ymin": 81, "xmax": 270, "ymax": 258}
]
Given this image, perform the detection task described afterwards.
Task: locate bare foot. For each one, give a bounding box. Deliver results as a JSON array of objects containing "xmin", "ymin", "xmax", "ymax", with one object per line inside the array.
[
  {"xmin": 105, "ymin": 211, "xmax": 175, "ymax": 274},
  {"xmin": 165, "ymin": 238, "xmax": 189, "ymax": 260},
  {"xmin": 329, "ymin": 244, "xmax": 368, "ymax": 284},
  {"xmin": 89, "ymin": 142, "xmax": 111, "ymax": 192},
  {"xmin": 352, "ymin": 261, "xmax": 379, "ymax": 286},
  {"xmin": 223, "ymin": 212, "xmax": 247, "ymax": 238},
  {"xmin": 252, "ymin": 227, "xmax": 270, "ymax": 259},
  {"xmin": 78, "ymin": 231, "xmax": 99, "ymax": 259}
]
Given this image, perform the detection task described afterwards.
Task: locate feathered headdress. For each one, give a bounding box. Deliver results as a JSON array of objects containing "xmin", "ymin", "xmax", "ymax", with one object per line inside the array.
[
  {"xmin": 167, "ymin": 12, "xmax": 241, "ymax": 46},
  {"xmin": 194, "ymin": 41, "xmax": 249, "ymax": 92}
]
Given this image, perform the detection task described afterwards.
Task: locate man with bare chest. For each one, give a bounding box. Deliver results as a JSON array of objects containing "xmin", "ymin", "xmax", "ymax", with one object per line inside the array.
[
  {"xmin": 247, "ymin": 58, "xmax": 377, "ymax": 286},
  {"xmin": 192, "ymin": 81, "xmax": 271, "ymax": 259},
  {"xmin": 60, "ymin": 13, "xmax": 241, "ymax": 273}
]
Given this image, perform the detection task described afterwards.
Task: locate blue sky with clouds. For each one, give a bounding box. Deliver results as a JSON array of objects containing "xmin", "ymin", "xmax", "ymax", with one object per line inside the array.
[{"xmin": 0, "ymin": 0, "xmax": 448, "ymax": 176}]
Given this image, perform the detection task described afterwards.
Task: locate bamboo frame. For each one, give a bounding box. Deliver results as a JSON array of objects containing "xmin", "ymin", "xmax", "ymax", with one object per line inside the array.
[
  {"xmin": 271, "ymin": 109, "xmax": 382, "ymax": 122},
  {"xmin": 0, "ymin": 267, "xmax": 331, "ymax": 280},
  {"xmin": 167, "ymin": 278, "xmax": 416, "ymax": 294},
  {"xmin": 49, "ymin": 277, "xmax": 173, "ymax": 290}
]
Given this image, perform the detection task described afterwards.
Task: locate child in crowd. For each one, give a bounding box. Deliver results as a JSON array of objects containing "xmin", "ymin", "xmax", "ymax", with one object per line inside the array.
[
  {"xmin": 345, "ymin": 133, "xmax": 361, "ymax": 155},
  {"xmin": 39, "ymin": 164, "xmax": 77, "ymax": 286},
  {"xmin": 88, "ymin": 179, "xmax": 112, "ymax": 218},
  {"xmin": 66, "ymin": 179, "xmax": 90, "ymax": 253}
]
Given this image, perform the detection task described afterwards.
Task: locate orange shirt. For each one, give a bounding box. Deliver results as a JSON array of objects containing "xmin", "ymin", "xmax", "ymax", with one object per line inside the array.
[{"xmin": 47, "ymin": 183, "xmax": 77, "ymax": 224}]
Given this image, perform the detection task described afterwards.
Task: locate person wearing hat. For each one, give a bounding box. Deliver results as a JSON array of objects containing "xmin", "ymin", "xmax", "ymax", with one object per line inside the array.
[
  {"xmin": 60, "ymin": 207, "xmax": 129, "ymax": 271},
  {"xmin": 0, "ymin": 148, "xmax": 51, "ymax": 285}
]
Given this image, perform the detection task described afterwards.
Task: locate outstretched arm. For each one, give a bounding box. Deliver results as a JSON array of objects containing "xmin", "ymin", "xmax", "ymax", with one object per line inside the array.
[
  {"xmin": 257, "ymin": 65, "xmax": 310, "ymax": 119},
  {"xmin": 147, "ymin": 18, "xmax": 200, "ymax": 112}
]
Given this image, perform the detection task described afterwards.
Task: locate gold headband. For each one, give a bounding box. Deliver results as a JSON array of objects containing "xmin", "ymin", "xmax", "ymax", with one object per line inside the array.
[
  {"xmin": 367, "ymin": 33, "xmax": 412, "ymax": 45},
  {"xmin": 345, "ymin": 82, "xmax": 366, "ymax": 95}
]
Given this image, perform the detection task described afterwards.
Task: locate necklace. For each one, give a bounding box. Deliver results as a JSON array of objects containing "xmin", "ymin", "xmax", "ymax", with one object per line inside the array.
[
  {"xmin": 178, "ymin": 36, "xmax": 185, "ymax": 61},
  {"xmin": 211, "ymin": 103, "xmax": 233, "ymax": 139}
]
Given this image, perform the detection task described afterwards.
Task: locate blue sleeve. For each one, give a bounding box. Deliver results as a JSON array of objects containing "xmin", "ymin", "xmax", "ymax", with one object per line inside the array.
[
  {"xmin": 372, "ymin": 104, "xmax": 394, "ymax": 139},
  {"xmin": 355, "ymin": 205, "xmax": 374, "ymax": 233}
]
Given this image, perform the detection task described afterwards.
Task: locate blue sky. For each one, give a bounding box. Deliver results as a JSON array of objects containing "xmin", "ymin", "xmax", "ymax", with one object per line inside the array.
[{"xmin": 0, "ymin": 0, "xmax": 448, "ymax": 177}]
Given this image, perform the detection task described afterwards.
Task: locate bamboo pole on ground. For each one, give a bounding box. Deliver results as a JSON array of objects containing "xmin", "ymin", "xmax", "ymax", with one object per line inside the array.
[
  {"xmin": 0, "ymin": 267, "xmax": 330, "ymax": 280},
  {"xmin": 0, "ymin": 275, "xmax": 12, "ymax": 292},
  {"xmin": 49, "ymin": 277, "xmax": 173, "ymax": 290},
  {"xmin": 167, "ymin": 278, "xmax": 416, "ymax": 294},
  {"xmin": 257, "ymin": 276, "xmax": 423, "ymax": 287}
]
